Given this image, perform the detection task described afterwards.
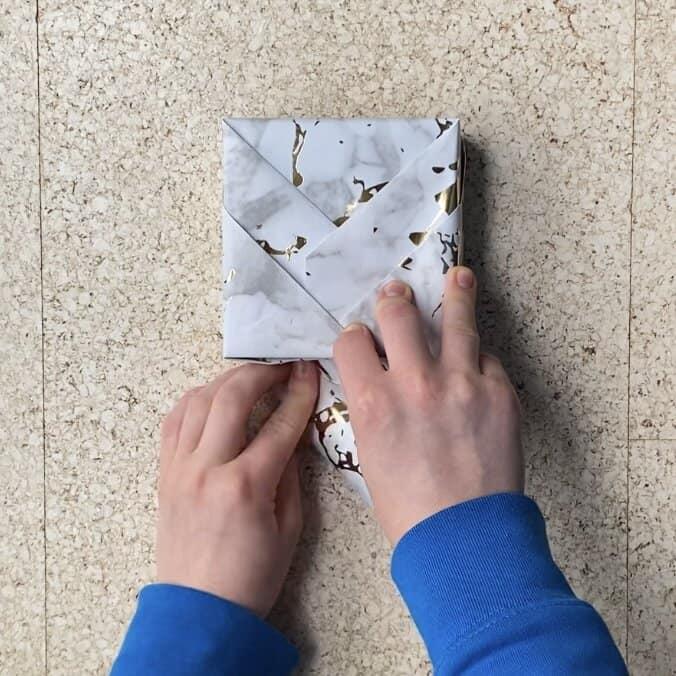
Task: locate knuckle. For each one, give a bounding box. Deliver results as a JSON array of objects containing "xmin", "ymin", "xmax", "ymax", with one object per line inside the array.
[
  {"xmin": 160, "ymin": 411, "xmax": 179, "ymax": 439},
  {"xmin": 184, "ymin": 386, "xmax": 204, "ymax": 403},
  {"xmin": 350, "ymin": 383, "xmax": 393, "ymax": 427},
  {"xmin": 493, "ymin": 380, "xmax": 521, "ymax": 415},
  {"xmin": 189, "ymin": 386, "xmax": 214, "ymax": 411},
  {"xmin": 212, "ymin": 380, "xmax": 247, "ymax": 413},
  {"xmin": 161, "ymin": 388, "xmax": 198, "ymax": 437},
  {"xmin": 451, "ymin": 372, "xmax": 481, "ymax": 408},
  {"xmin": 265, "ymin": 411, "xmax": 301, "ymax": 439},
  {"xmin": 288, "ymin": 373, "xmax": 317, "ymax": 400},
  {"xmin": 225, "ymin": 468, "xmax": 256, "ymax": 504},
  {"xmin": 444, "ymin": 319, "xmax": 479, "ymax": 340},
  {"xmin": 232, "ymin": 363, "xmax": 259, "ymax": 380},
  {"xmin": 377, "ymin": 297, "xmax": 416, "ymax": 323},
  {"xmin": 407, "ymin": 372, "xmax": 443, "ymax": 410},
  {"xmin": 166, "ymin": 463, "xmax": 202, "ymax": 501},
  {"xmin": 334, "ymin": 326, "xmax": 368, "ymax": 356},
  {"xmin": 481, "ymin": 352, "xmax": 502, "ymax": 367}
]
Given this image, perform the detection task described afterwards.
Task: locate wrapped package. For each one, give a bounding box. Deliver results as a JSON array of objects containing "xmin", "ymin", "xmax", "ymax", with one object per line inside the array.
[{"xmin": 222, "ymin": 117, "xmax": 464, "ymax": 501}]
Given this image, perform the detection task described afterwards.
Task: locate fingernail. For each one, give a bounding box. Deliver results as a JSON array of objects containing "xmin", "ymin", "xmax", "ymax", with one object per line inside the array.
[
  {"xmin": 455, "ymin": 267, "xmax": 474, "ymax": 289},
  {"xmin": 343, "ymin": 322, "xmax": 364, "ymax": 333},
  {"xmin": 383, "ymin": 280, "xmax": 410, "ymax": 298},
  {"xmin": 293, "ymin": 360, "xmax": 309, "ymax": 378}
]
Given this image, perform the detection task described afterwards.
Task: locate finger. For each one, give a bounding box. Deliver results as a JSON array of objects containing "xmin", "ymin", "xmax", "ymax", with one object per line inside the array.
[
  {"xmin": 479, "ymin": 352, "xmax": 508, "ymax": 380},
  {"xmin": 196, "ymin": 363, "xmax": 293, "ymax": 466},
  {"xmin": 440, "ymin": 266, "xmax": 480, "ymax": 372},
  {"xmin": 375, "ymin": 280, "xmax": 431, "ymax": 372},
  {"xmin": 333, "ymin": 323, "xmax": 384, "ymax": 403},
  {"xmin": 239, "ymin": 361, "xmax": 318, "ymax": 486},
  {"xmin": 275, "ymin": 453, "xmax": 303, "ymax": 541},
  {"xmin": 159, "ymin": 388, "xmax": 196, "ymax": 474},
  {"xmin": 175, "ymin": 372, "xmax": 233, "ymax": 456}
]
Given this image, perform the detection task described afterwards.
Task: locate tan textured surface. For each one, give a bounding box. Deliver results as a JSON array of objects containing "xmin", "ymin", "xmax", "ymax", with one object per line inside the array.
[
  {"xmin": 1, "ymin": 0, "xmax": 674, "ymax": 673},
  {"xmin": 0, "ymin": 2, "xmax": 45, "ymax": 674},
  {"xmin": 43, "ymin": 332, "xmax": 225, "ymax": 673},
  {"xmin": 629, "ymin": 3, "xmax": 675, "ymax": 439},
  {"xmin": 39, "ymin": 1, "xmax": 634, "ymax": 671},
  {"xmin": 629, "ymin": 441, "xmax": 676, "ymax": 675}
]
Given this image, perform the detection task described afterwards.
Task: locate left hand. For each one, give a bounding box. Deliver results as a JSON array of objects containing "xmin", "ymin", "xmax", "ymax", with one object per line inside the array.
[{"xmin": 156, "ymin": 361, "xmax": 318, "ymax": 617}]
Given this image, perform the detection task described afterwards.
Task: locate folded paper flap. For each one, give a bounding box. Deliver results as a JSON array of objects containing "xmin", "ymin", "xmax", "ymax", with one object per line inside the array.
[
  {"xmin": 222, "ymin": 122, "xmax": 337, "ymax": 286},
  {"xmin": 225, "ymin": 117, "xmax": 451, "ymax": 227},
  {"xmin": 222, "ymin": 210, "xmax": 342, "ymax": 359},
  {"xmin": 304, "ymin": 121, "xmax": 461, "ymax": 318},
  {"xmin": 222, "ymin": 116, "xmax": 463, "ymax": 363},
  {"xmin": 341, "ymin": 208, "xmax": 462, "ymax": 354}
]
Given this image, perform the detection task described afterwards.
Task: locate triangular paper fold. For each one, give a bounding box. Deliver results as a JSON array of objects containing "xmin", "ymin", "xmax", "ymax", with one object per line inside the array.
[
  {"xmin": 226, "ymin": 117, "xmax": 448, "ymax": 226},
  {"xmin": 340, "ymin": 206, "xmax": 462, "ymax": 357},
  {"xmin": 222, "ymin": 122, "xmax": 337, "ymax": 286},
  {"xmin": 222, "ymin": 210, "xmax": 342, "ymax": 359},
  {"xmin": 304, "ymin": 121, "xmax": 460, "ymax": 318}
]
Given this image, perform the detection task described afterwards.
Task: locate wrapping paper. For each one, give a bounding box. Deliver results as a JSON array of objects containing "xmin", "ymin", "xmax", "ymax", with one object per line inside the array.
[{"xmin": 222, "ymin": 117, "xmax": 464, "ymax": 501}]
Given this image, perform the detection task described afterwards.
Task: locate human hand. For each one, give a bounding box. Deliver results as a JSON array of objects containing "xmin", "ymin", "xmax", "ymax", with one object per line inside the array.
[
  {"xmin": 333, "ymin": 267, "xmax": 523, "ymax": 545},
  {"xmin": 156, "ymin": 361, "xmax": 318, "ymax": 617}
]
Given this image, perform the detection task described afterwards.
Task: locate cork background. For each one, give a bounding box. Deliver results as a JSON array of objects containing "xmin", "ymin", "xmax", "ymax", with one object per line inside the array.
[{"xmin": 1, "ymin": 0, "xmax": 674, "ymax": 674}]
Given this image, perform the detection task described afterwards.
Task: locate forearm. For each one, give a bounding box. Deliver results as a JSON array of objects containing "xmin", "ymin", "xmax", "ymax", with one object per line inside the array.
[
  {"xmin": 111, "ymin": 584, "xmax": 297, "ymax": 676},
  {"xmin": 391, "ymin": 493, "xmax": 627, "ymax": 675}
]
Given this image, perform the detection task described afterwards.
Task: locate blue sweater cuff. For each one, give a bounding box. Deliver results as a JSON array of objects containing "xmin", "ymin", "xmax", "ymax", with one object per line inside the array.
[
  {"xmin": 111, "ymin": 584, "xmax": 298, "ymax": 676},
  {"xmin": 391, "ymin": 493, "xmax": 574, "ymax": 667}
]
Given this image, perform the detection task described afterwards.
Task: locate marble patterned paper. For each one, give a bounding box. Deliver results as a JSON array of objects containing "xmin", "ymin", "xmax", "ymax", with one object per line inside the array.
[{"xmin": 222, "ymin": 117, "xmax": 463, "ymax": 500}]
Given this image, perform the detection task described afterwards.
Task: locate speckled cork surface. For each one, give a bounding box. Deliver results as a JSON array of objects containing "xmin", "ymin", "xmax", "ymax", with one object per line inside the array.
[
  {"xmin": 1, "ymin": 0, "xmax": 673, "ymax": 674},
  {"xmin": 0, "ymin": 2, "xmax": 45, "ymax": 674},
  {"xmin": 629, "ymin": 440, "xmax": 676, "ymax": 674},
  {"xmin": 629, "ymin": 4, "xmax": 675, "ymax": 439}
]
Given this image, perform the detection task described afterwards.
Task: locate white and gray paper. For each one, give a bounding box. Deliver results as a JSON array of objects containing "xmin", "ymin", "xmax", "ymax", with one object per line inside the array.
[{"xmin": 222, "ymin": 117, "xmax": 463, "ymax": 501}]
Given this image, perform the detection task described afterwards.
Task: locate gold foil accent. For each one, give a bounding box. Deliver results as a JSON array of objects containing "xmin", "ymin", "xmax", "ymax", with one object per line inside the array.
[
  {"xmin": 400, "ymin": 256, "xmax": 413, "ymax": 270},
  {"xmin": 291, "ymin": 120, "xmax": 306, "ymax": 187},
  {"xmin": 435, "ymin": 182, "xmax": 458, "ymax": 215},
  {"xmin": 312, "ymin": 400, "xmax": 361, "ymax": 474},
  {"xmin": 224, "ymin": 268, "xmax": 237, "ymax": 284},
  {"xmin": 255, "ymin": 235, "xmax": 308, "ymax": 260},
  {"xmin": 405, "ymin": 168, "xmax": 458, "ymax": 258},
  {"xmin": 409, "ymin": 231, "xmax": 430, "ymax": 246},
  {"xmin": 333, "ymin": 177, "xmax": 388, "ymax": 227}
]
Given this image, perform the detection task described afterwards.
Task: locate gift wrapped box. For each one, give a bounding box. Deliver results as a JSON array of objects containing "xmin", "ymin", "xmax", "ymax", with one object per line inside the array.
[{"xmin": 222, "ymin": 117, "xmax": 464, "ymax": 501}]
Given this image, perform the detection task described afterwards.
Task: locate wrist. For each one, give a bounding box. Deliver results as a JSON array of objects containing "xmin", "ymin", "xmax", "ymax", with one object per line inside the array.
[{"xmin": 391, "ymin": 493, "xmax": 574, "ymax": 666}]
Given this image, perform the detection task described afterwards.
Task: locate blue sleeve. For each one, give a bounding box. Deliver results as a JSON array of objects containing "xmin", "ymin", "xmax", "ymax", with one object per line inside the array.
[
  {"xmin": 110, "ymin": 584, "xmax": 297, "ymax": 676},
  {"xmin": 391, "ymin": 493, "xmax": 628, "ymax": 675}
]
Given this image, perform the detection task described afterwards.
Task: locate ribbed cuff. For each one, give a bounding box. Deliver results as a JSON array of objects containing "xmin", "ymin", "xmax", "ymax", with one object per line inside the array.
[
  {"xmin": 111, "ymin": 584, "xmax": 298, "ymax": 676},
  {"xmin": 391, "ymin": 493, "xmax": 574, "ymax": 667}
]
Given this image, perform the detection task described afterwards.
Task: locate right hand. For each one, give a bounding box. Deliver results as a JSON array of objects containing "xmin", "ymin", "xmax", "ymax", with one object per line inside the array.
[{"xmin": 333, "ymin": 266, "xmax": 524, "ymax": 545}]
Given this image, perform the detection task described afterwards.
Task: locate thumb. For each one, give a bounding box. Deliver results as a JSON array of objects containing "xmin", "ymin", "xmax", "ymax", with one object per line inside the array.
[{"xmin": 239, "ymin": 361, "xmax": 318, "ymax": 487}]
